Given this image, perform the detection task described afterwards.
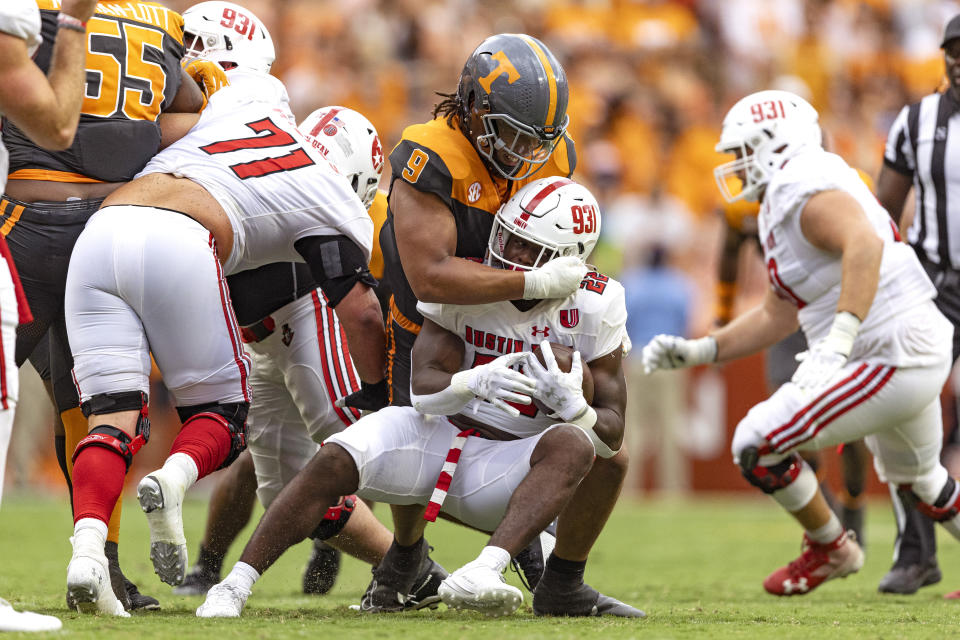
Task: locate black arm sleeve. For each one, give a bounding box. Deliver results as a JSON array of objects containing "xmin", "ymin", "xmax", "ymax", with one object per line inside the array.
[{"xmin": 294, "ymin": 235, "xmax": 378, "ymax": 308}]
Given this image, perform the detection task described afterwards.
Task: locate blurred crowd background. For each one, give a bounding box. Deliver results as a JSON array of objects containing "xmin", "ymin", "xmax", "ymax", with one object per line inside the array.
[{"xmin": 7, "ymin": 0, "xmax": 960, "ymax": 498}]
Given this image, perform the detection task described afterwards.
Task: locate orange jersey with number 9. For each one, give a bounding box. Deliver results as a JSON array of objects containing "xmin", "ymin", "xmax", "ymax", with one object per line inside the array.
[{"xmin": 5, "ymin": 1, "xmax": 185, "ymax": 184}]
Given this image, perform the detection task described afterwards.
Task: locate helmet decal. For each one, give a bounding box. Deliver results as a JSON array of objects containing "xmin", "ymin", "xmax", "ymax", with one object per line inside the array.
[
  {"xmin": 307, "ymin": 107, "xmax": 342, "ymax": 138},
  {"xmin": 299, "ymin": 106, "xmax": 383, "ymax": 210},
  {"xmin": 478, "ymin": 51, "xmax": 521, "ymax": 94},
  {"xmin": 371, "ymin": 136, "xmax": 383, "ymax": 172},
  {"xmin": 518, "ymin": 35, "xmax": 558, "ymax": 127}
]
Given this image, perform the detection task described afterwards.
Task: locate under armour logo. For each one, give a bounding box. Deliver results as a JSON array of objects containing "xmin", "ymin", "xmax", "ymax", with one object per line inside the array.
[
  {"xmin": 781, "ymin": 577, "xmax": 809, "ymax": 594},
  {"xmin": 531, "ymin": 326, "xmax": 550, "ymax": 338},
  {"xmin": 282, "ymin": 323, "xmax": 295, "ymax": 347}
]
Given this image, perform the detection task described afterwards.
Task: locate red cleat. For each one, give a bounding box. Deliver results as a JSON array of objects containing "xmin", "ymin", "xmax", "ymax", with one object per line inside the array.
[
  {"xmin": 763, "ymin": 531, "xmax": 864, "ymax": 596},
  {"xmin": 944, "ymin": 589, "xmax": 960, "ymax": 600}
]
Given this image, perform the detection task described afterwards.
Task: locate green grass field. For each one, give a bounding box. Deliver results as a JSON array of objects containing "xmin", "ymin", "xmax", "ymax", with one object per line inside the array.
[{"xmin": 1, "ymin": 492, "xmax": 959, "ymax": 639}]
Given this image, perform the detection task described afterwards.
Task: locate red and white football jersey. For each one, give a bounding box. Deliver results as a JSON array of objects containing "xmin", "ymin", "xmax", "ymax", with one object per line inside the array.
[
  {"xmin": 137, "ymin": 70, "xmax": 373, "ymax": 275},
  {"xmin": 418, "ymin": 271, "xmax": 627, "ymax": 439},
  {"xmin": 0, "ymin": 0, "xmax": 41, "ymax": 191},
  {"xmin": 759, "ymin": 148, "xmax": 949, "ymax": 366}
]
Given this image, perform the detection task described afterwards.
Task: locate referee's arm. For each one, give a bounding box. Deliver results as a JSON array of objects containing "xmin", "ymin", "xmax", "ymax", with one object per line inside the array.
[{"xmin": 876, "ymin": 164, "xmax": 913, "ymax": 228}]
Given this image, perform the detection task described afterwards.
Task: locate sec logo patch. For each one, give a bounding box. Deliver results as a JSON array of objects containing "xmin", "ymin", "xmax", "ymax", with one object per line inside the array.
[{"xmin": 468, "ymin": 181, "xmax": 482, "ymax": 203}]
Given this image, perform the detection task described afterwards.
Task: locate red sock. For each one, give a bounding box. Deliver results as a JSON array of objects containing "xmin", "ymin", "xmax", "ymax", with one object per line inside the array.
[
  {"xmin": 170, "ymin": 414, "xmax": 233, "ymax": 479},
  {"xmin": 72, "ymin": 446, "xmax": 127, "ymax": 525}
]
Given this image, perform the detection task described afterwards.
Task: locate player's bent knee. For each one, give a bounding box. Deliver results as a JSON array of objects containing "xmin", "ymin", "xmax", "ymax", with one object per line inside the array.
[
  {"xmin": 737, "ymin": 446, "xmax": 804, "ymax": 495},
  {"xmin": 311, "ymin": 442, "xmax": 362, "ymax": 492},
  {"xmin": 178, "ymin": 401, "xmax": 249, "ymax": 469},
  {"xmin": 591, "ymin": 447, "xmax": 629, "ymax": 479},
  {"xmin": 537, "ymin": 424, "xmax": 596, "ymax": 475},
  {"xmin": 77, "ymin": 391, "xmax": 151, "ymax": 470},
  {"xmin": 73, "ymin": 425, "xmax": 149, "ymax": 470}
]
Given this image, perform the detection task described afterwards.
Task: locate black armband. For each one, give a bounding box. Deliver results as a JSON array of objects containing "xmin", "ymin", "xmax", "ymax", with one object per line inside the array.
[{"xmin": 295, "ymin": 235, "xmax": 378, "ymax": 307}]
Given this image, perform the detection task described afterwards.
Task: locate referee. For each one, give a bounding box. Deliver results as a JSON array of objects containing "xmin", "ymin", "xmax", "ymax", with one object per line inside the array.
[{"xmin": 875, "ymin": 13, "xmax": 960, "ymax": 596}]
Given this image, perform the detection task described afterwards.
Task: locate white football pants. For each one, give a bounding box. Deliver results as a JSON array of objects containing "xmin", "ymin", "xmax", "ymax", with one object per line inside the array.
[
  {"xmin": 65, "ymin": 205, "xmax": 251, "ymax": 408},
  {"xmin": 244, "ymin": 290, "xmax": 361, "ymax": 508},
  {"xmin": 327, "ymin": 406, "xmax": 560, "ymax": 533},
  {"xmin": 732, "ymin": 354, "xmax": 952, "ymax": 494}
]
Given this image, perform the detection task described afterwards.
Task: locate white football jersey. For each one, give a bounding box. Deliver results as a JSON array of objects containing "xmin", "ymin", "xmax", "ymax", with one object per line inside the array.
[
  {"xmin": 418, "ymin": 271, "xmax": 626, "ymax": 439},
  {"xmin": 137, "ymin": 70, "xmax": 373, "ymax": 275},
  {"xmin": 0, "ymin": 0, "xmax": 42, "ymax": 193},
  {"xmin": 759, "ymin": 148, "xmax": 949, "ymax": 366}
]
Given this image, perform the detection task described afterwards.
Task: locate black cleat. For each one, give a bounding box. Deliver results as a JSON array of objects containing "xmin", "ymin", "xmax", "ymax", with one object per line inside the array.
[
  {"xmin": 878, "ymin": 563, "xmax": 942, "ymax": 595},
  {"xmin": 511, "ymin": 523, "xmax": 556, "ymax": 592},
  {"xmin": 125, "ymin": 577, "xmax": 160, "ymax": 611},
  {"xmin": 406, "ymin": 559, "xmax": 447, "ymax": 610},
  {"xmin": 104, "ymin": 541, "xmax": 160, "ymax": 611},
  {"xmin": 533, "ymin": 567, "xmax": 644, "ymax": 618},
  {"xmin": 171, "ymin": 565, "xmax": 220, "ymax": 597},
  {"xmin": 357, "ymin": 538, "xmax": 446, "ymax": 613},
  {"xmin": 303, "ymin": 539, "xmax": 341, "ymax": 595}
]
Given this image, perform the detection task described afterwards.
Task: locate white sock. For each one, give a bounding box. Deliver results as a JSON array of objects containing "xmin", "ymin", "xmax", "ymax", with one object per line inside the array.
[
  {"xmin": 476, "ymin": 546, "xmax": 511, "ymax": 574},
  {"xmin": 223, "ymin": 562, "xmax": 260, "ymax": 591},
  {"xmin": 162, "ymin": 452, "xmax": 199, "ymax": 488},
  {"xmin": 72, "ymin": 518, "xmax": 108, "ymax": 554},
  {"xmin": 807, "ymin": 512, "xmax": 844, "ymax": 544},
  {"xmin": 770, "ymin": 461, "xmax": 818, "ymax": 512}
]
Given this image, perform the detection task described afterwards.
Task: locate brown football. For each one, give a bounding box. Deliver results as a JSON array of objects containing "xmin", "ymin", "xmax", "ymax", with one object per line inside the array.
[{"xmin": 530, "ymin": 342, "xmax": 595, "ymax": 411}]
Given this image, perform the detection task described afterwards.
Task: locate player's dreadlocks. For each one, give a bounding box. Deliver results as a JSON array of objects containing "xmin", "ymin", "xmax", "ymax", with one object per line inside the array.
[{"xmin": 432, "ymin": 91, "xmax": 460, "ymax": 128}]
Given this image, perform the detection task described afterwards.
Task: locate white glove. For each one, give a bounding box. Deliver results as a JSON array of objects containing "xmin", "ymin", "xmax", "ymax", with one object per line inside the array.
[
  {"xmin": 523, "ymin": 256, "xmax": 588, "ymax": 300},
  {"xmin": 641, "ymin": 335, "xmax": 717, "ymax": 374},
  {"xmin": 791, "ymin": 348, "xmax": 848, "ymax": 390},
  {"xmin": 452, "ymin": 351, "xmax": 537, "ymax": 418},
  {"xmin": 791, "ymin": 311, "xmax": 860, "ymax": 391},
  {"xmin": 524, "ymin": 342, "xmax": 588, "ymax": 422}
]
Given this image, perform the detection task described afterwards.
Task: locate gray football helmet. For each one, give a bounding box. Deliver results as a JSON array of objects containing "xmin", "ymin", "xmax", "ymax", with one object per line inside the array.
[{"xmin": 457, "ymin": 33, "xmax": 569, "ymax": 181}]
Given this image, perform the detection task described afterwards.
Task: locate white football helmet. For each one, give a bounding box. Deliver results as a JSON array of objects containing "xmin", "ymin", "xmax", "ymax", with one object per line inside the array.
[
  {"xmin": 182, "ymin": 1, "xmax": 275, "ymax": 74},
  {"xmin": 714, "ymin": 90, "xmax": 822, "ymax": 203},
  {"xmin": 488, "ymin": 176, "xmax": 600, "ymax": 271},
  {"xmin": 299, "ymin": 107, "xmax": 384, "ymax": 209}
]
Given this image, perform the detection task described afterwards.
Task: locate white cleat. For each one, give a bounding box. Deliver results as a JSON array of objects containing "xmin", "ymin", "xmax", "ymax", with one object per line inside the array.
[
  {"xmin": 138, "ymin": 470, "xmax": 188, "ymax": 585},
  {"xmin": 65, "ymin": 546, "xmax": 129, "ymax": 617},
  {"xmin": 438, "ymin": 560, "xmax": 523, "ymax": 617},
  {"xmin": 196, "ymin": 582, "xmax": 249, "ymax": 618},
  {"xmin": 0, "ymin": 597, "xmax": 62, "ymax": 631}
]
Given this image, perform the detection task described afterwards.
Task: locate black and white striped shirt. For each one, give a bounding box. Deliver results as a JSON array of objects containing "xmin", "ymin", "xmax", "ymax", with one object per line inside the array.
[{"xmin": 884, "ymin": 90, "xmax": 960, "ymax": 269}]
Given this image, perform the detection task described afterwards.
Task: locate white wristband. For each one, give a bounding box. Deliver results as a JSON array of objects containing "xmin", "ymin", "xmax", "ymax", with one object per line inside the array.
[
  {"xmin": 689, "ymin": 336, "xmax": 718, "ymax": 365},
  {"xmin": 822, "ymin": 311, "xmax": 861, "ymax": 358},
  {"xmin": 410, "ymin": 370, "xmax": 475, "ymax": 416},
  {"xmin": 568, "ymin": 406, "xmax": 619, "ymax": 459}
]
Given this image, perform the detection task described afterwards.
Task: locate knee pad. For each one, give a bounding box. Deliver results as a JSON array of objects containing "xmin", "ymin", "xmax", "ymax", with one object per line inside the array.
[
  {"xmin": 738, "ymin": 446, "xmax": 803, "ymax": 494},
  {"xmin": 900, "ymin": 476, "xmax": 960, "ymax": 522},
  {"xmin": 177, "ymin": 401, "xmax": 249, "ymax": 469},
  {"xmin": 76, "ymin": 392, "xmax": 151, "ymax": 470},
  {"xmin": 309, "ymin": 495, "xmax": 356, "ymax": 541},
  {"xmin": 73, "ymin": 423, "xmax": 150, "ymax": 470}
]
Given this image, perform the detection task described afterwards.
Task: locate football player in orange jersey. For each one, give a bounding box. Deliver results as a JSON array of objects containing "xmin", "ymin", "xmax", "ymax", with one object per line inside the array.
[{"xmin": 334, "ymin": 33, "xmax": 619, "ymax": 611}]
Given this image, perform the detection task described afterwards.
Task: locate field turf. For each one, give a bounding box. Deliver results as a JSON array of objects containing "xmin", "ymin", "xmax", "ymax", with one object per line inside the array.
[{"xmin": 1, "ymin": 492, "xmax": 959, "ymax": 638}]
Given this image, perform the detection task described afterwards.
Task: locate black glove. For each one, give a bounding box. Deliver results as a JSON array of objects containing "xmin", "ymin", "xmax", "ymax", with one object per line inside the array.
[{"xmin": 335, "ymin": 379, "xmax": 389, "ymax": 412}]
